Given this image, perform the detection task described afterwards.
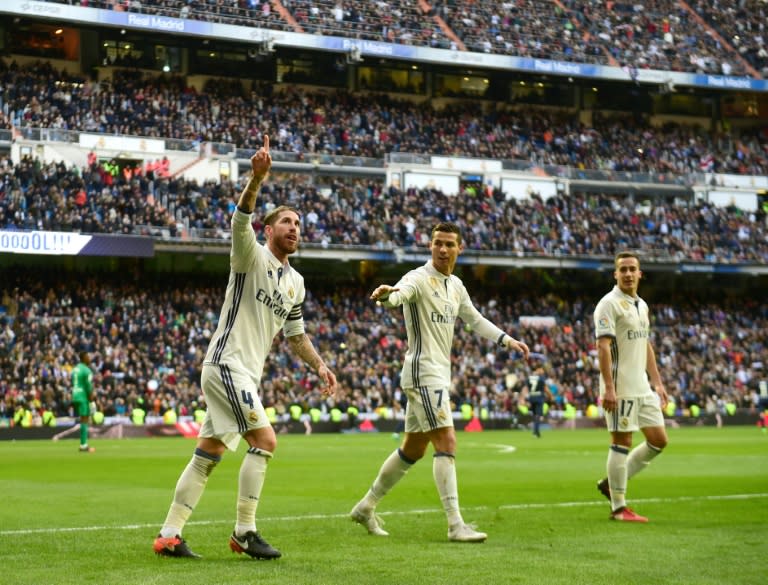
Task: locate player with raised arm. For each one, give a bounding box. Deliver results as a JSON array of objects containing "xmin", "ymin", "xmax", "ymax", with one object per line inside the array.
[
  {"xmin": 153, "ymin": 136, "xmax": 337, "ymax": 559},
  {"xmin": 350, "ymin": 222, "xmax": 529, "ymax": 542}
]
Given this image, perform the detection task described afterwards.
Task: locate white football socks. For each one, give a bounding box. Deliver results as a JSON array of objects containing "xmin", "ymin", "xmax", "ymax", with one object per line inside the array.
[
  {"xmin": 627, "ymin": 441, "xmax": 662, "ymax": 479},
  {"xmin": 361, "ymin": 449, "xmax": 413, "ymax": 510},
  {"xmin": 433, "ymin": 453, "xmax": 462, "ymax": 527},
  {"xmin": 607, "ymin": 445, "xmax": 629, "ymax": 512},
  {"xmin": 235, "ymin": 448, "xmax": 272, "ymax": 536},
  {"xmin": 160, "ymin": 450, "xmax": 220, "ymax": 538}
]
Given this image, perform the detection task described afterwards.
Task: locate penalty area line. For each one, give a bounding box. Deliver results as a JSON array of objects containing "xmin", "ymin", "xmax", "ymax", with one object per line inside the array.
[{"xmin": 1, "ymin": 493, "xmax": 766, "ymax": 536}]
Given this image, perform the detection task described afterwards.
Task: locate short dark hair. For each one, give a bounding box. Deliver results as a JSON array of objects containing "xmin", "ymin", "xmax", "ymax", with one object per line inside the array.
[
  {"xmin": 614, "ymin": 251, "xmax": 640, "ymax": 267},
  {"xmin": 431, "ymin": 222, "xmax": 462, "ymax": 244},
  {"xmin": 264, "ymin": 205, "xmax": 300, "ymax": 227}
]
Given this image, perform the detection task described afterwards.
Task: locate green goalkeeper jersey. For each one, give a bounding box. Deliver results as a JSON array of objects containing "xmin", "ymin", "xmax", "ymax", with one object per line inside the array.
[{"xmin": 71, "ymin": 362, "xmax": 93, "ymax": 402}]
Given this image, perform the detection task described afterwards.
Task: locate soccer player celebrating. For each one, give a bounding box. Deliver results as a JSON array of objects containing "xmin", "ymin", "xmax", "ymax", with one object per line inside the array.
[
  {"xmin": 153, "ymin": 136, "xmax": 337, "ymax": 559},
  {"xmin": 350, "ymin": 222, "xmax": 529, "ymax": 542},
  {"xmin": 594, "ymin": 251, "xmax": 669, "ymax": 522}
]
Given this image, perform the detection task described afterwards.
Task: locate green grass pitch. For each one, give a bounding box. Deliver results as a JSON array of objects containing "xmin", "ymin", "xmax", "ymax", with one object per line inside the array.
[{"xmin": 2, "ymin": 427, "xmax": 766, "ymax": 585}]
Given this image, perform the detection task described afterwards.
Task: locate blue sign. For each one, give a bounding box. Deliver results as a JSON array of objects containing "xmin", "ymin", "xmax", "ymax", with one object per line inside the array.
[{"xmin": 0, "ymin": 230, "xmax": 154, "ymax": 257}]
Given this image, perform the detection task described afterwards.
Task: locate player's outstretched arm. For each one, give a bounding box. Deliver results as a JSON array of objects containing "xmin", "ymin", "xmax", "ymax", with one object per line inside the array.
[
  {"xmin": 370, "ymin": 284, "xmax": 404, "ymax": 309},
  {"xmin": 286, "ymin": 333, "xmax": 338, "ymax": 398},
  {"xmin": 237, "ymin": 135, "xmax": 271, "ymax": 214},
  {"xmin": 370, "ymin": 284, "xmax": 399, "ymax": 302},
  {"xmin": 503, "ymin": 335, "xmax": 530, "ymax": 360}
]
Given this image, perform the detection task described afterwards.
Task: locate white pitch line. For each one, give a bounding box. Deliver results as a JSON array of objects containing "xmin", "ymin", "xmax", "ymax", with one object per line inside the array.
[
  {"xmin": 2, "ymin": 493, "xmax": 766, "ymax": 537},
  {"xmin": 487, "ymin": 443, "xmax": 518, "ymax": 453}
]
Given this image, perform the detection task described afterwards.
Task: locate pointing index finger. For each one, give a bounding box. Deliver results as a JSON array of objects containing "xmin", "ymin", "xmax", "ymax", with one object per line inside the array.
[{"xmin": 263, "ymin": 135, "xmax": 270, "ymax": 152}]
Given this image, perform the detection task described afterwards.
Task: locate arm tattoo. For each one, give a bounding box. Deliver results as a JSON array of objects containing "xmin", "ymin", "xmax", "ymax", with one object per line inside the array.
[{"xmin": 286, "ymin": 334, "xmax": 324, "ymax": 371}]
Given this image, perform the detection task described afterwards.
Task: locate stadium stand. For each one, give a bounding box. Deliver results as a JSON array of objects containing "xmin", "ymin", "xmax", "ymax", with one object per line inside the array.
[
  {"xmin": 2, "ymin": 61, "xmax": 765, "ymax": 172},
  {"xmin": 690, "ymin": 0, "xmax": 768, "ymax": 78},
  {"xmin": 1, "ymin": 1, "xmax": 766, "ymax": 432},
  {"xmin": 2, "ymin": 153, "xmax": 767, "ymax": 262},
  {"xmin": 38, "ymin": 0, "xmax": 767, "ymax": 77},
  {"xmin": 1, "ymin": 273, "xmax": 766, "ymax": 426}
]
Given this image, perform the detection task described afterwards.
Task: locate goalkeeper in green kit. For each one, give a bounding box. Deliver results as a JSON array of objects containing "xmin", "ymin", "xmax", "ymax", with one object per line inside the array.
[{"xmin": 71, "ymin": 351, "xmax": 96, "ymax": 453}]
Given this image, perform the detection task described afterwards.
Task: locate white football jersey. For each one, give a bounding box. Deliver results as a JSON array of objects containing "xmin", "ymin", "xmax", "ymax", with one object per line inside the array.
[
  {"xmin": 381, "ymin": 261, "xmax": 508, "ymax": 389},
  {"xmin": 593, "ymin": 285, "xmax": 653, "ymax": 398},
  {"xmin": 204, "ymin": 210, "xmax": 305, "ymax": 381}
]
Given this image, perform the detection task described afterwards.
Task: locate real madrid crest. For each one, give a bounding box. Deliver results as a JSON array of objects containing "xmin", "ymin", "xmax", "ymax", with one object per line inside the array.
[
  {"xmin": 620, "ymin": 300, "xmax": 630, "ymax": 310},
  {"xmin": 620, "ymin": 417, "xmax": 629, "ymax": 429},
  {"xmin": 288, "ymin": 287, "xmax": 294, "ymax": 299},
  {"xmin": 248, "ymin": 411, "xmax": 259, "ymax": 423}
]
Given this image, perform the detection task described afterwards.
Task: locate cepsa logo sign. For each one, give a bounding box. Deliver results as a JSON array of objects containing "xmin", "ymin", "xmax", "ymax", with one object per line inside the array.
[{"xmin": 20, "ymin": 2, "xmax": 62, "ymax": 15}]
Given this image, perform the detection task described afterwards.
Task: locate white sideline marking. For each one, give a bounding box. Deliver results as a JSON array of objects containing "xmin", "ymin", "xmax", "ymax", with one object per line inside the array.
[
  {"xmin": 1, "ymin": 493, "xmax": 766, "ymax": 536},
  {"xmin": 487, "ymin": 443, "xmax": 517, "ymax": 453}
]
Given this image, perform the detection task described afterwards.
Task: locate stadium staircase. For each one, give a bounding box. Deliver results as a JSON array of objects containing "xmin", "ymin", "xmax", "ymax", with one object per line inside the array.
[
  {"xmin": 271, "ymin": 0, "xmax": 304, "ymax": 33},
  {"xmin": 419, "ymin": 0, "xmax": 467, "ymax": 51},
  {"xmin": 678, "ymin": 0, "xmax": 761, "ymax": 78},
  {"xmin": 41, "ymin": 142, "xmax": 90, "ymax": 169}
]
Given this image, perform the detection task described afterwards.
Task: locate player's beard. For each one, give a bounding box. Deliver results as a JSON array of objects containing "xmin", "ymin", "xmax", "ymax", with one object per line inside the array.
[{"xmin": 276, "ymin": 234, "xmax": 299, "ymax": 256}]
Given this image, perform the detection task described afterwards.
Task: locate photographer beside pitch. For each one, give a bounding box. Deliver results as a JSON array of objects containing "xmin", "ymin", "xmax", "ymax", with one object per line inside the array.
[
  {"xmin": 153, "ymin": 136, "xmax": 338, "ymax": 559},
  {"xmin": 594, "ymin": 251, "xmax": 669, "ymax": 522},
  {"xmin": 350, "ymin": 222, "xmax": 529, "ymax": 542}
]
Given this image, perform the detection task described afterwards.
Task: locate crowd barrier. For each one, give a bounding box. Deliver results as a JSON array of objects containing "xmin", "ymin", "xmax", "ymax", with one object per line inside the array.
[{"xmin": 1, "ymin": 411, "xmax": 763, "ymax": 441}]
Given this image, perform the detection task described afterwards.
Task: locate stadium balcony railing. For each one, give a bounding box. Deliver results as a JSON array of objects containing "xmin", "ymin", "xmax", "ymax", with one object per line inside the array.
[
  {"xmin": 11, "ymin": 125, "xmax": 700, "ymax": 185},
  {"xmin": 11, "ymin": 126, "xmax": 231, "ymax": 156},
  {"xmin": 234, "ymin": 147, "xmax": 386, "ymax": 169},
  {"xmin": 9, "ymin": 126, "xmax": 385, "ymax": 169},
  {"xmin": 10, "ymin": 126, "xmax": 706, "ymax": 187},
  {"xmin": 13, "ymin": 124, "xmax": 768, "ymax": 269},
  {"xmin": 134, "ymin": 222, "xmax": 702, "ymax": 267}
]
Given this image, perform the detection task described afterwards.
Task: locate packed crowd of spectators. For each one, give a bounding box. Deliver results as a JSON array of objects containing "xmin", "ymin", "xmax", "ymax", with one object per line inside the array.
[
  {"xmin": 1, "ymin": 28, "xmax": 766, "ymax": 432},
  {"xmin": 290, "ymin": 0, "xmax": 441, "ymax": 46},
  {"xmin": 52, "ymin": 0, "xmax": 295, "ymax": 32},
  {"xmin": 438, "ymin": 0, "xmax": 603, "ymax": 63},
  {"xmin": 559, "ymin": 0, "xmax": 746, "ymax": 76},
  {"xmin": 42, "ymin": 0, "xmax": 763, "ymax": 77},
  {"xmin": 2, "ymin": 154, "xmax": 767, "ymax": 264},
  {"xmin": 1, "ymin": 274, "xmax": 766, "ymax": 428},
  {"xmin": 691, "ymin": 0, "xmax": 768, "ymax": 78},
  {"xmin": 3, "ymin": 61, "xmax": 767, "ymax": 175}
]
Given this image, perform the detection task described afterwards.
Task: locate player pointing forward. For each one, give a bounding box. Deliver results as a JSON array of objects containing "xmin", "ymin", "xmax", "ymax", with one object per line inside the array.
[
  {"xmin": 154, "ymin": 136, "xmax": 337, "ymax": 559},
  {"xmin": 350, "ymin": 222, "xmax": 529, "ymax": 542}
]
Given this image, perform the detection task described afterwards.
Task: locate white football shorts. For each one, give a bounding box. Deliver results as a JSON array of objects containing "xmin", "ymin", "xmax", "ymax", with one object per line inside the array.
[
  {"xmin": 604, "ymin": 392, "xmax": 664, "ymax": 433},
  {"xmin": 199, "ymin": 363, "xmax": 270, "ymax": 451},
  {"xmin": 404, "ymin": 386, "xmax": 454, "ymax": 433}
]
